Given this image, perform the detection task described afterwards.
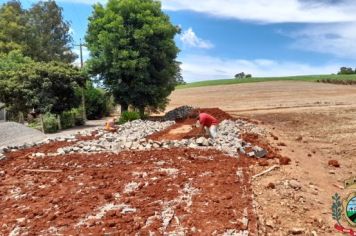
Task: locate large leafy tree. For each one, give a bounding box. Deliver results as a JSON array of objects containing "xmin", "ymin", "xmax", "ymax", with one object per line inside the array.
[
  {"xmin": 26, "ymin": 0, "xmax": 76, "ymax": 63},
  {"xmin": 86, "ymin": 0, "xmax": 180, "ymax": 115},
  {"xmin": 0, "ymin": 0, "xmax": 76, "ymax": 63},
  {"xmin": 0, "ymin": 51, "xmax": 85, "ymax": 115},
  {"xmin": 0, "ymin": 0, "xmax": 27, "ymax": 54}
]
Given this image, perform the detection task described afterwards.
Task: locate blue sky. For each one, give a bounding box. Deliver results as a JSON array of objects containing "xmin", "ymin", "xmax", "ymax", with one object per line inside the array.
[{"xmin": 4, "ymin": 0, "xmax": 356, "ymax": 82}]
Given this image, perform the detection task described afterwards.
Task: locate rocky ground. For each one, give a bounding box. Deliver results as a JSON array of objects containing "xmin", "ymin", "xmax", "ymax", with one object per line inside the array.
[{"xmin": 0, "ymin": 108, "xmax": 296, "ymax": 235}]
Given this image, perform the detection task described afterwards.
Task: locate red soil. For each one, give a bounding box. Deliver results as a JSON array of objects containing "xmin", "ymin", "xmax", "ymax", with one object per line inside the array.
[
  {"xmin": 0, "ymin": 148, "xmax": 257, "ymax": 235},
  {"xmin": 328, "ymin": 159, "xmax": 340, "ymax": 168},
  {"xmin": 242, "ymin": 133, "xmax": 291, "ymax": 165}
]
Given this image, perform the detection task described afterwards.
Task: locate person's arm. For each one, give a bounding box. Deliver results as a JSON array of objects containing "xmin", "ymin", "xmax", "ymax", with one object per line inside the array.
[{"xmin": 199, "ymin": 125, "xmax": 205, "ymax": 135}]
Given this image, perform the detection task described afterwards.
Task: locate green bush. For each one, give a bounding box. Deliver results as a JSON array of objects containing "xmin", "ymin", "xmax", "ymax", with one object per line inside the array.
[
  {"xmin": 72, "ymin": 108, "xmax": 85, "ymax": 126},
  {"xmin": 43, "ymin": 113, "xmax": 58, "ymax": 133},
  {"xmin": 60, "ymin": 111, "xmax": 75, "ymax": 129},
  {"xmin": 28, "ymin": 119, "xmax": 42, "ymax": 130},
  {"xmin": 82, "ymin": 82, "xmax": 114, "ymax": 120},
  {"xmin": 118, "ymin": 111, "xmax": 140, "ymax": 124}
]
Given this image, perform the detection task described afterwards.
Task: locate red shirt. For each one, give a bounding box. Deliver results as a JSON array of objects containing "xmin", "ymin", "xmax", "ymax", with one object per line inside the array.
[{"xmin": 199, "ymin": 113, "xmax": 218, "ymax": 127}]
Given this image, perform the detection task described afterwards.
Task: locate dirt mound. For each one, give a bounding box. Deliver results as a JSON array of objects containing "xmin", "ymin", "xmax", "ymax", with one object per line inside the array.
[{"xmin": 0, "ymin": 148, "xmax": 256, "ymax": 235}]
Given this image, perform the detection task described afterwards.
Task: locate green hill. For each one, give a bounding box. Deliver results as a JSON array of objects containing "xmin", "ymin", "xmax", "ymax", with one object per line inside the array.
[{"xmin": 177, "ymin": 74, "xmax": 356, "ymax": 89}]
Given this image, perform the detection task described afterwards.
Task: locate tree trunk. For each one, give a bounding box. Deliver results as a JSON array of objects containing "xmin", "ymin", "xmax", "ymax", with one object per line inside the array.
[
  {"xmin": 81, "ymin": 87, "xmax": 87, "ymax": 122},
  {"xmin": 120, "ymin": 102, "xmax": 128, "ymax": 113},
  {"xmin": 57, "ymin": 114, "xmax": 62, "ymax": 130},
  {"xmin": 39, "ymin": 114, "xmax": 45, "ymax": 133},
  {"xmin": 139, "ymin": 107, "xmax": 145, "ymax": 118}
]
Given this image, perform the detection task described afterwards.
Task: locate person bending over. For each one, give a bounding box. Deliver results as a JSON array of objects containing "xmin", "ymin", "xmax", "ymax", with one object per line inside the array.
[{"xmin": 195, "ymin": 112, "xmax": 219, "ymax": 138}]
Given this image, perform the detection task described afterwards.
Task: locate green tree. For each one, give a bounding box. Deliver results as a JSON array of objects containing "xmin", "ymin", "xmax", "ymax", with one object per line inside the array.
[
  {"xmin": 0, "ymin": 50, "xmax": 32, "ymax": 71},
  {"xmin": 26, "ymin": 0, "xmax": 76, "ymax": 63},
  {"xmin": 338, "ymin": 67, "xmax": 354, "ymax": 75},
  {"xmin": 86, "ymin": 0, "xmax": 180, "ymax": 116},
  {"xmin": 0, "ymin": 1, "xmax": 27, "ymax": 54},
  {"xmin": 0, "ymin": 52, "xmax": 85, "ymax": 116}
]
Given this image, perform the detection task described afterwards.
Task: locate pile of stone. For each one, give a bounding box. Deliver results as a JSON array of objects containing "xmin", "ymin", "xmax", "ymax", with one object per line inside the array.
[
  {"xmin": 163, "ymin": 106, "xmax": 194, "ymax": 121},
  {"xmin": 58, "ymin": 120, "xmax": 175, "ymax": 154},
  {"xmin": 0, "ymin": 116, "xmax": 267, "ymax": 160},
  {"xmin": 54, "ymin": 119, "xmax": 267, "ymax": 159}
]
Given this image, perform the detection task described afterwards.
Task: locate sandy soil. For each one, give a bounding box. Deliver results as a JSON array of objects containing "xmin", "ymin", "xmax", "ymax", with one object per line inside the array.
[
  {"xmin": 168, "ymin": 81, "xmax": 356, "ymax": 112},
  {"xmin": 168, "ymin": 81, "xmax": 356, "ymax": 235}
]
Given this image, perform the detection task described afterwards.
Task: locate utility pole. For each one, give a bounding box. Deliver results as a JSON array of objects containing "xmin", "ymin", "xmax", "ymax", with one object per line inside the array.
[
  {"xmin": 80, "ymin": 38, "xmax": 84, "ymax": 68},
  {"xmin": 75, "ymin": 39, "xmax": 87, "ymax": 121}
]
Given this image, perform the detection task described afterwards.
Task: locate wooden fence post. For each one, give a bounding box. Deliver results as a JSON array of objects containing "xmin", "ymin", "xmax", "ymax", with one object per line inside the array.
[{"xmin": 39, "ymin": 114, "xmax": 45, "ymax": 133}]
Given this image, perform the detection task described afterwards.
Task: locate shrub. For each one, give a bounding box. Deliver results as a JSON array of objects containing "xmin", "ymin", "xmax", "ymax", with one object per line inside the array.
[
  {"xmin": 82, "ymin": 82, "xmax": 114, "ymax": 120},
  {"xmin": 72, "ymin": 108, "xmax": 85, "ymax": 126},
  {"xmin": 42, "ymin": 113, "xmax": 58, "ymax": 133},
  {"xmin": 28, "ymin": 119, "xmax": 42, "ymax": 131},
  {"xmin": 118, "ymin": 111, "xmax": 140, "ymax": 124},
  {"xmin": 60, "ymin": 111, "xmax": 75, "ymax": 129}
]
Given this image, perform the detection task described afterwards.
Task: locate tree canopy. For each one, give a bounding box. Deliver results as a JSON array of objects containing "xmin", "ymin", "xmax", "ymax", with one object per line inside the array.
[
  {"xmin": 338, "ymin": 67, "xmax": 355, "ymax": 75},
  {"xmin": 0, "ymin": 1, "xmax": 27, "ymax": 53},
  {"xmin": 0, "ymin": 0, "xmax": 76, "ymax": 63},
  {"xmin": 0, "ymin": 51, "xmax": 86, "ymax": 115},
  {"xmin": 86, "ymin": 0, "xmax": 180, "ymax": 115}
]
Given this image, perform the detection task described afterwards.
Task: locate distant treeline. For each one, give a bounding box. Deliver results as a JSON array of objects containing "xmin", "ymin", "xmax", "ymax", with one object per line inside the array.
[{"xmin": 337, "ymin": 67, "xmax": 356, "ymax": 75}]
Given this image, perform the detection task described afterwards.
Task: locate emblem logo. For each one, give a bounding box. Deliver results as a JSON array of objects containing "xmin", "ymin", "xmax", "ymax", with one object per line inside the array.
[{"xmin": 332, "ymin": 176, "xmax": 356, "ymax": 235}]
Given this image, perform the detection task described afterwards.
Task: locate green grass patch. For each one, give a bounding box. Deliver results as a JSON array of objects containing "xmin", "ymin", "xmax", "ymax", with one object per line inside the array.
[{"xmin": 177, "ymin": 74, "xmax": 356, "ymax": 89}]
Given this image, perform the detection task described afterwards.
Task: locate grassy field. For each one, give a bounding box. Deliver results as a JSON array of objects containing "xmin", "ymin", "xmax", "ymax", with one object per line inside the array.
[{"xmin": 177, "ymin": 74, "xmax": 356, "ymax": 89}]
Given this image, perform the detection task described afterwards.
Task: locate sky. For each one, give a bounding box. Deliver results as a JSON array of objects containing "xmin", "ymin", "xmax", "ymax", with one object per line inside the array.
[{"xmin": 4, "ymin": 0, "xmax": 356, "ymax": 82}]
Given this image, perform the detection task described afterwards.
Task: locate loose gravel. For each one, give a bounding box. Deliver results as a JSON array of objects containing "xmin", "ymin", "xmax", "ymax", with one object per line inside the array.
[{"xmin": 0, "ymin": 122, "xmax": 46, "ymax": 149}]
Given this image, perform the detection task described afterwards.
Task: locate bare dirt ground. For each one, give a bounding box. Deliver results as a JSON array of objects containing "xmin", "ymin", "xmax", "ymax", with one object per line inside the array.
[
  {"xmin": 169, "ymin": 81, "xmax": 356, "ymax": 111},
  {"xmin": 168, "ymin": 81, "xmax": 356, "ymax": 235},
  {"xmin": 0, "ymin": 148, "xmax": 255, "ymax": 235},
  {"xmin": 1, "ymin": 81, "xmax": 355, "ymax": 235}
]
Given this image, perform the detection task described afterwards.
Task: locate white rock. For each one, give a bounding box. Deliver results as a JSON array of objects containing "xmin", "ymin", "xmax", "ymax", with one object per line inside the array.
[
  {"xmin": 34, "ymin": 153, "xmax": 45, "ymax": 158},
  {"xmin": 57, "ymin": 148, "xmax": 65, "ymax": 155}
]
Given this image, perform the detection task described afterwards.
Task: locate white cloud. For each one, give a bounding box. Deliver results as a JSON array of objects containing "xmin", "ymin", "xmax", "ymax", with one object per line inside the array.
[
  {"xmin": 57, "ymin": 0, "xmax": 104, "ymax": 4},
  {"xmin": 69, "ymin": 27, "xmax": 75, "ymax": 35},
  {"xmin": 289, "ymin": 22, "xmax": 356, "ymax": 59},
  {"xmin": 180, "ymin": 28, "xmax": 214, "ymax": 49},
  {"xmin": 57, "ymin": 0, "xmax": 356, "ymax": 24},
  {"xmin": 161, "ymin": 0, "xmax": 356, "ymax": 24},
  {"xmin": 73, "ymin": 47, "xmax": 90, "ymax": 68},
  {"xmin": 180, "ymin": 55, "xmax": 340, "ymax": 82}
]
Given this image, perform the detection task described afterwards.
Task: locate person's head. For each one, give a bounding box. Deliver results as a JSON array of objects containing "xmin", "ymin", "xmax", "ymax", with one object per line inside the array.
[{"xmin": 189, "ymin": 110, "xmax": 200, "ymax": 119}]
